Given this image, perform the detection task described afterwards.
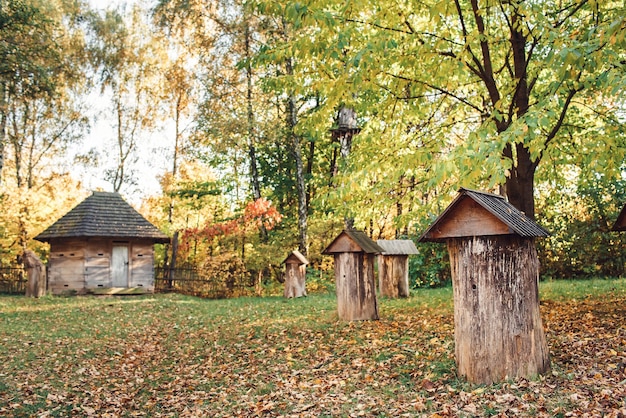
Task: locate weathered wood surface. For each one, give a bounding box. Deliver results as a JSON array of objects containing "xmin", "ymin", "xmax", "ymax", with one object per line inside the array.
[
  {"xmin": 425, "ymin": 197, "xmax": 511, "ymax": 240},
  {"xmin": 284, "ymin": 263, "xmax": 307, "ymax": 298},
  {"xmin": 48, "ymin": 240, "xmax": 156, "ymax": 294},
  {"xmin": 334, "ymin": 252, "xmax": 379, "ymax": 321},
  {"xmin": 130, "ymin": 242, "xmax": 156, "ymax": 291},
  {"xmin": 23, "ymin": 250, "xmax": 46, "ymax": 298},
  {"xmin": 448, "ymin": 236, "xmax": 550, "ymax": 384},
  {"xmin": 378, "ymin": 255, "xmax": 409, "ymax": 298}
]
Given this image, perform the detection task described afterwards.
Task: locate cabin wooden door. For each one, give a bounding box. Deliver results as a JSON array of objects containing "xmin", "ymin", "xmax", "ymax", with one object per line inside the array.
[{"xmin": 111, "ymin": 245, "xmax": 129, "ymax": 287}]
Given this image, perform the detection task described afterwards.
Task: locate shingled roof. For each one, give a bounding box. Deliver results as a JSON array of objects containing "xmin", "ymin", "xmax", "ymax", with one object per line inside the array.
[
  {"xmin": 35, "ymin": 191, "xmax": 169, "ymax": 243},
  {"xmin": 419, "ymin": 188, "xmax": 550, "ymax": 242},
  {"xmin": 322, "ymin": 229, "xmax": 384, "ymax": 254},
  {"xmin": 377, "ymin": 239, "xmax": 419, "ymax": 255}
]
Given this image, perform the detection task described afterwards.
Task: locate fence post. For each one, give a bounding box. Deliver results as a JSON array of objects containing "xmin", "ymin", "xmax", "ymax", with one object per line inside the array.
[{"xmin": 169, "ymin": 231, "xmax": 179, "ymax": 289}]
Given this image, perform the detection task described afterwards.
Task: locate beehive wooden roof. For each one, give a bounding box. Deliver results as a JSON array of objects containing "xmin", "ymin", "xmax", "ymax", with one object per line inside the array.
[
  {"xmin": 613, "ymin": 204, "xmax": 626, "ymax": 231},
  {"xmin": 322, "ymin": 230, "xmax": 384, "ymax": 254},
  {"xmin": 282, "ymin": 250, "xmax": 309, "ymax": 265},
  {"xmin": 419, "ymin": 188, "xmax": 550, "ymax": 242},
  {"xmin": 35, "ymin": 191, "xmax": 169, "ymax": 243},
  {"xmin": 376, "ymin": 239, "xmax": 419, "ymax": 255}
]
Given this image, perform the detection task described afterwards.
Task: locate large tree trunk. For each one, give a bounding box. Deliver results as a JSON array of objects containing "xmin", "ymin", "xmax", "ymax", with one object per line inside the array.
[
  {"xmin": 285, "ymin": 55, "xmax": 308, "ymax": 256},
  {"xmin": 504, "ymin": 144, "xmax": 537, "ymax": 218},
  {"xmin": 334, "ymin": 252, "xmax": 379, "ymax": 321},
  {"xmin": 448, "ymin": 236, "xmax": 550, "ymax": 384}
]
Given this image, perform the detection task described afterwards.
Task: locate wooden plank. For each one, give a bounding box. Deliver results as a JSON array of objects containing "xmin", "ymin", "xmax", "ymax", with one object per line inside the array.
[
  {"xmin": 426, "ymin": 197, "xmax": 511, "ymax": 240},
  {"xmin": 84, "ymin": 241, "xmax": 110, "ymax": 257},
  {"xmin": 334, "ymin": 252, "xmax": 379, "ymax": 321},
  {"xmin": 49, "ymin": 261, "xmax": 83, "ymax": 277},
  {"xmin": 85, "ymin": 266, "xmax": 110, "ymax": 288},
  {"xmin": 131, "ymin": 256, "xmax": 153, "ymax": 276},
  {"xmin": 132, "ymin": 243, "xmax": 153, "ymax": 258},
  {"xmin": 378, "ymin": 255, "xmax": 409, "ymax": 298},
  {"xmin": 50, "ymin": 249, "xmax": 84, "ymax": 259},
  {"xmin": 88, "ymin": 287, "xmax": 151, "ymax": 295},
  {"xmin": 325, "ymin": 235, "xmax": 363, "ymax": 253},
  {"xmin": 86, "ymin": 256, "xmax": 110, "ymax": 267}
]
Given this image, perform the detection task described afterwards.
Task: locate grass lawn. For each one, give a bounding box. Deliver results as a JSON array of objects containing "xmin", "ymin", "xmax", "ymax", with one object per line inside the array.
[{"xmin": 0, "ymin": 278, "xmax": 625, "ymax": 417}]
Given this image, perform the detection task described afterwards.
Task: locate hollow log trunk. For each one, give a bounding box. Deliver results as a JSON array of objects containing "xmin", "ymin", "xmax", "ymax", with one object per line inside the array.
[
  {"xmin": 284, "ymin": 264, "xmax": 307, "ymax": 298},
  {"xmin": 378, "ymin": 255, "xmax": 410, "ymax": 298},
  {"xmin": 23, "ymin": 250, "xmax": 46, "ymax": 298},
  {"xmin": 448, "ymin": 236, "xmax": 550, "ymax": 384},
  {"xmin": 334, "ymin": 252, "xmax": 379, "ymax": 321}
]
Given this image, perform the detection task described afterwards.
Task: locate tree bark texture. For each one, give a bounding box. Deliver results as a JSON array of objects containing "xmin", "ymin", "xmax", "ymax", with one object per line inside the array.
[
  {"xmin": 283, "ymin": 263, "xmax": 307, "ymax": 298},
  {"xmin": 447, "ymin": 236, "xmax": 550, "ymax": 384},
  {"xmin": 23, "ymin": 250, "xmax": 46, "ymax": 298},
  {"xmin": 285, "ymin": 56, "xmax": 308, "ymax": 256},
  {"xmin": 334, "ymin": 252, "xmax": 379, "ymax": 321},
  {"xmin": 378, "ymin": 255, "xmax": 409, "ymax": 298}
]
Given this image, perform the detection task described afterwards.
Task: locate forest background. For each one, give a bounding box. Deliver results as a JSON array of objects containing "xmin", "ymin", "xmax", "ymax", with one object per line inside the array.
[{"xmin": 1, "ymin": 0, "xmax": 625, "ymax": 292}]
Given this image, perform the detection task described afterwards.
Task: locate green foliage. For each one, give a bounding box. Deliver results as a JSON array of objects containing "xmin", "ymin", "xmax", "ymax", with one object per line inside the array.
[
  {"xmin": 537, "ymin": 172, "xmax": 626, "ymax": 279},
  {"xmin": 409, "ymin": 242, "xmax": 451, "ymax": 289}
]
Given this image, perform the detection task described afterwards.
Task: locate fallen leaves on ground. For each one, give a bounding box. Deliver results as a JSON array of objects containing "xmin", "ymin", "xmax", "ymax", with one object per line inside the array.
[{"xmin": 0, "ymin": 292, "xmax": 624, "ymax": 417}]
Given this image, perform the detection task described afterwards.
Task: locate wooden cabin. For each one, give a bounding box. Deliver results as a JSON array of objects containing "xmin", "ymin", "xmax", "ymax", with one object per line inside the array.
[
  {"xmin": 323, "ymin": 229, "xmax": 383, "ymax": 321},
  {"xmin": 35, "ymin": 191, "xmax": 169, "ymax": 295},
  {"xmin": 282, "ymin": 250, "xmax": 308, "ymax": 298},
  {"xmin": 419, "ymin": 188, "xmax": 551, "ymax": 384},
  {"xmin": 612, "ymin": 203, "xmax": 626, "ymax": 231},
  {"xmin": 377, "ymin": 240, "xmax": 418, "ymax": 298}
]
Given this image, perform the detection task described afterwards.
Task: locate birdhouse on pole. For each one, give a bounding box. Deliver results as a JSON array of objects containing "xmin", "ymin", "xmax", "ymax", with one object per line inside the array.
[
  {"xmin": 612, "ymin": 203, "xmax": 626, "ymax": 231},
  {"xmin": 419, "ymin": 188, "xmax": 551, "ymax": 384},
  {"xmin": 282, "ymin": 250, "xmax": 308, "ymax": 298},
  {"xmin": 376, "ymin": 240, "xmax": 418, "ymax": 298},
  {"xmin": 323, "ymin": 230, "xmax": 383, "ymax": 321}
]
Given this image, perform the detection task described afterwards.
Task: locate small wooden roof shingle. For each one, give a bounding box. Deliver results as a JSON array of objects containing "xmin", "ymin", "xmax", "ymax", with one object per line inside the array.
[
  {"xmin": 613, "ymin": 204, "xmax": 626, "ymax": 231},
  {"xmin": 419, "ymin": 188, "xmax": 550, "ymax": 242},
  {"xmin": 376, "ymin": 240, "xmax": 419, "ymax": 255},
  {"xmin": 35, "ymin": 191, "xmax": 169, "ymax": 243},
  {"xmin": 323, "ymin": 230, "xmax": 384, "ymax": 254}
]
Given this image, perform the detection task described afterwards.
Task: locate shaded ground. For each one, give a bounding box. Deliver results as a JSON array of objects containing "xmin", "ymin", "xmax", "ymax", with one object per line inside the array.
[{"xmin": 0, "ymin": 285, "xmax": 624, "ymax": 417}]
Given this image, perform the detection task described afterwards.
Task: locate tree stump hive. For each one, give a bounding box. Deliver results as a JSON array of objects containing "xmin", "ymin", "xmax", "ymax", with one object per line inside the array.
[
  {"xmin": 23, "ymin": 250, "xmax": 47, "ymax": 298},
  {"xmin": 282, "ymin": 250, "xmax": 308, "ymax": 298},
  {"xmin": 323, "ymin": 230, "xmax": 383, "ymax": 321},
  {"xmin": 376, "ymin": 239, "xmax": 418, "ymax": 298},
  {"xmin": 419, "ymin": 188, "xmax": 551, "ymax": 384}
]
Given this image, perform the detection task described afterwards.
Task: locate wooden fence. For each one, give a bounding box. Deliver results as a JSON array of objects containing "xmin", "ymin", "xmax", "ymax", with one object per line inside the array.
[
  {"xmin": 154, "ymin": 266, "xmax": 252, "ymax": 299},
  {"xmin": 0, "ymin": 267, "xmax": 26, "ymax": 294},
  {"xmin": 0, "ymin": 265, "xmax": 253, "ymax": 299}
]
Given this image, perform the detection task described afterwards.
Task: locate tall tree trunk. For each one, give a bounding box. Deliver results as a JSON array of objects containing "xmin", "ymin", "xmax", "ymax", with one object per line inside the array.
[
  {"xmin": 244, "ymin": 21, "xmax": 267, "ymax": 241},
  {"xmin": 285, "ymin": 57, "xmax": 308, "ymax": 256},
  {"xmin": 468, "ymin": 1, "xmax": 538, "ymax": 218},
  {"xmin": 168, "ymin": 92, "xmax": 183, "ymax": 224},
  {"xmin": 504, "ymin": 10, "xmax": 537, "ymax": 218},
  {"xmin": 0, "ymin": 83, "xmax": 7, "ymax": 186}
]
